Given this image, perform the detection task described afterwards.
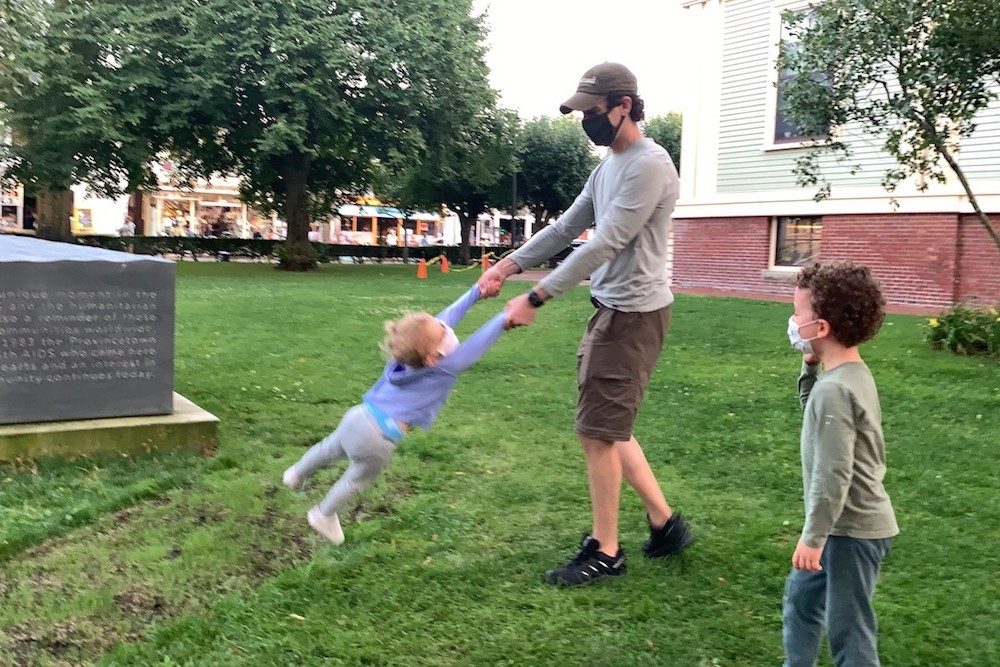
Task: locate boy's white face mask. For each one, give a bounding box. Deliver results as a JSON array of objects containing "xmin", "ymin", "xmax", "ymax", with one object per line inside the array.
[
  {"xmin": 437, "ymin": 321, "xmax": 460, "ymax": 357},
  {"xmin": 787, "ymin": 315, "xmax": 819, "ymax": 355}
]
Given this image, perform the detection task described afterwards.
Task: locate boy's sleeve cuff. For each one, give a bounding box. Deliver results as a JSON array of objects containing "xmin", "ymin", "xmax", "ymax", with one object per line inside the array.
[{"xmin": 801, "ymin": 530, "xmax": 827, "ymax": 549}]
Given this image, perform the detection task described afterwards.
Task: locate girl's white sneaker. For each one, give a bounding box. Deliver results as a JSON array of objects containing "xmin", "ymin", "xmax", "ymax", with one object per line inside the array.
[
  {"xmin": 282, "ymin": 466, "xmax": 303, "ymax": 491},
  {"xmin": 307, "ymin": 506, "xmax": 344, "ymax": 545}
]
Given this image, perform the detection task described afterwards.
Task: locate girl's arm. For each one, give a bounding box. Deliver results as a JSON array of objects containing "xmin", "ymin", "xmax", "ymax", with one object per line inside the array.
[
  {"xmin": 436, "ymin": 312, "xmax": 508, "ymax": 374},
  {"xmin": 436, "ymin": 285, "xmax": 481, "ymax": 328}
]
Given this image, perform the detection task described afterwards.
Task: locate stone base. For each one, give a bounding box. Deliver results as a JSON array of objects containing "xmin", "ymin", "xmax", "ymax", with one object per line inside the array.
[{"xmin": 0, "ymin": 393, "xmax": 218, "ymax": 462}]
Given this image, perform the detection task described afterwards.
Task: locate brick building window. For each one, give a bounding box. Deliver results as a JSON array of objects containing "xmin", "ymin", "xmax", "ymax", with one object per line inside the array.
[{"xmin": 774, "ymin": 216, "xmax": 821, "ymax": 267}]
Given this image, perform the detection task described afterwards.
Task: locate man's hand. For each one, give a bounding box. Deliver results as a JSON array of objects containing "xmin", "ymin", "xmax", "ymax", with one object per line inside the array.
[
  {"xmin": 792, "ymin": 539, "xmax": 823, "ymax": 571},
  {"xmin": 803, "ymin": 353, "xmax": 820, "ymax": 365},
  {"xmin": 505, "ymin": 293, "xmax": 539, "ymax": 328},
  {"xmin": 477, "ymin": 266, "xmax": 505, "ymax": 299},
  {"xmin": 476, "ymin": 258, "xmax": 520, "ymax": 299}
]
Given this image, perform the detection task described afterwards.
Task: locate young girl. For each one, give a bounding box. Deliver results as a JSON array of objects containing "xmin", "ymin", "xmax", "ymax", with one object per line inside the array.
[{"xmin": 283, "ymin": 285, "xmax": 507, "ymax": 544}]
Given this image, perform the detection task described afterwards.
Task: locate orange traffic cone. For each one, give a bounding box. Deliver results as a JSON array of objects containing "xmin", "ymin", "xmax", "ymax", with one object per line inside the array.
[
  {"xmin": 481, "ymin": 253, "xmax": 491, "ymax": 273},
  {"xmin": 417, "ymin": 258, "xmax": 428, "ymax": 279},
  {"xmin": 440, "ymin": 256, "xmax": 450, "ymax": 273}
]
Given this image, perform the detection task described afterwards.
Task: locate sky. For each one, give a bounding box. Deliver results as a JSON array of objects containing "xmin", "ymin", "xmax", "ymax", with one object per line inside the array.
[{"xmin": 472, "ymin": 0, "xmax": 693, "ymax": 120}]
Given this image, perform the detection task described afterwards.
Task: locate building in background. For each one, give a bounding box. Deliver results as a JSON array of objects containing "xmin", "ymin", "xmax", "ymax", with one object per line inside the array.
[
  {"xmin": 2, "ymin": 154, "xmax": 535, "ymax": 246},
  {"xmin": 335, "ymin": 201, "xmax": 445, "ymax": 245},
  {"xmin": 673, "ymin": 0, "xmax": 1000, "ymax": 311},
  {"xmin": 0, "ymin": 185, "xmax": 35, "ymax": 234}
]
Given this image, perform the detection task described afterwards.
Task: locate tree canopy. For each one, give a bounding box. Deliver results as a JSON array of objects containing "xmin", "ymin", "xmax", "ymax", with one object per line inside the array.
[
  {"xmin": 395, "ymin": 107, "xmax": 519, "ymax": 262},
  {"xmin": 780, "ymin": 0, "xmax": 1000, "ymax": 251},
  {"xmin": 516, "ymin": 116, "xmax": 598, "ymax": 230},
  {"xmin": 1, "ymin": 0, "xmax": 500, "ymax": 266},
  {"xmin": 643, "ymin": 112, "xmax": 682, "ymax": 172}
]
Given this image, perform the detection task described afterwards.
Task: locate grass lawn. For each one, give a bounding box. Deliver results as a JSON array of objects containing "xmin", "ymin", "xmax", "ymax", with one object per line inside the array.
[{"xmin": 1, "ymin": 262, "xmax": 997, "ymax": 666}]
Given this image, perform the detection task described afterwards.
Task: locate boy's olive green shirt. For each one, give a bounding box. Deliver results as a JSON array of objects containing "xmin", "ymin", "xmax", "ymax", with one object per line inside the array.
[{"xmin": 797, "ymin": 360, "xmax": 899, "ymax": 548}]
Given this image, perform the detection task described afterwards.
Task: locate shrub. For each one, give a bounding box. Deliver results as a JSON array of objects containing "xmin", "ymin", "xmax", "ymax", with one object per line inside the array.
[{"xmin": 924, "ymin": 303, "xmax": 1000, "ymax": 357}]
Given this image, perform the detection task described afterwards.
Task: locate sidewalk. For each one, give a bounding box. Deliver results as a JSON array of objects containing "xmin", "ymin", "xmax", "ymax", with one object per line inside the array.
[{"xmin": 508, "ymin": 269, "xmax": 562, "ymax": 282}]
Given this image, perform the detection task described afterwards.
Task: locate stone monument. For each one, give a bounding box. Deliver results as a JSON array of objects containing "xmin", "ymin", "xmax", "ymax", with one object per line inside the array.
[{"xmin": 0, "ymin": 236, "xmax": 217, "ymax": 460}]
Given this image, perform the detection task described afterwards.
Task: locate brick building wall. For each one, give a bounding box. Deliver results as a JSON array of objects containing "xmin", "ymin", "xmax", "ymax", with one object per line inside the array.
[
  {"xmin": 671, "ymin": 217, "xmax": 791, "ymax": 298},
  {"xmin": 672, "ymin": 213, "xmax": 1000, "ymax": 311},
  {"xmin": 957, "ymin": 216, "xmax": 1000, "ymax": 305},
  {"xmin": 820, "ymin": 214, "xmax": 959, "ymax": 310}
]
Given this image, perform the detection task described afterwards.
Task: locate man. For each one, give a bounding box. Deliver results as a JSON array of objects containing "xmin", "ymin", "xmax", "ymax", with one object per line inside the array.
[
  {"xmin": 478, "ymin": 63, "xmax": 693, "ymax": 587},
  {"xmin": 118, "ymin": 215, "xmax": 136, "ymax": 237}
]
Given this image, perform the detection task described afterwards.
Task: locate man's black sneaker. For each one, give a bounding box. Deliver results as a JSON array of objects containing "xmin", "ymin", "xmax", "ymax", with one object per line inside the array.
[
  {"xmin": 543, "ymin": 535, "xmax": 627, "ymax": 587},
  {"xmin": 643, "ymin": 513, "xmax": 694, "ymax": 559}
]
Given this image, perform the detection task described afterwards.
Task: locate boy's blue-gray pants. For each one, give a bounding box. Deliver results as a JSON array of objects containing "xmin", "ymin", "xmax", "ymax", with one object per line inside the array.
[
  {"xmin": 293, "ymin": 405, "xmax": 396, "ymax": 516},
  {"xmin": 782, "ymin": 535, "xmax": 893, "ymax": 667}
]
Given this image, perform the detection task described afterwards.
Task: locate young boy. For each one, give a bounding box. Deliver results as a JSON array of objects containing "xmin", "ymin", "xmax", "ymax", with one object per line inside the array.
[{"xmin": 783, "ymin": 262, "xmax": 899, "ymax": 667}]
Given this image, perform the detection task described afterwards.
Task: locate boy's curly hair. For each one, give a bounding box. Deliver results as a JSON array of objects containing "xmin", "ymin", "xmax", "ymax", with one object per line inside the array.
[{"xmin": 797, "ymin": 262, "xmax": 886, "ymax": 347}]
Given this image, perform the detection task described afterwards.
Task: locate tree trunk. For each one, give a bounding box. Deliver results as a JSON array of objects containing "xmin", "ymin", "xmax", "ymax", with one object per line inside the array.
[
  {"xmin": 458, "ymin": 201, "xmax": 489, "ymax": 264},
  {"xmin": 458, "ymin": 212, "xmax": 474, "ymax": 264},
  {"xmin": 278, "ymin": 151, "xmax": 318, "ymax": 271},
  {"xmin": 914, "ymin": 114, "xmax": 1000, "ymax": 254},
  {"xmin": 457, "ymin": 197, "xmax": 489, "ymax": 264},
  {"xmin": 127, "ymin": 191, "xmax": 145, "ymax": 234},
  {"xmin": 938, "ymin": 143, "xmax": 1000, "ymax": 254},
  {"xmin": 34, "ymin": 188, "xmax": 74, "ymax": 242}
]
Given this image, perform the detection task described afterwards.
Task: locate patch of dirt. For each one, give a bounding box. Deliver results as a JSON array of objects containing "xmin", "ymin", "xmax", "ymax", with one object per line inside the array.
[
  {"xmin": 18, "ymin": 566, "xmax": 78, "ymax": 609},
  {"xmin": 20, "ymin": 542, "xmax": 57, "ymax": 560},
  {"xmin": 249, "ymin": 504, "xmax": 280, "ymax": 530},
  {"xmin": 192, "ymin": 504, "xmax": 229, "ymax": 525},
  {"xmin": 245, "ymin": 503, "xmax": 313, "ymax": 578},
  {"xmin": 112, "ymin": 507, "xmax": 139, "ymax": 526},
  {"xmin": 113, "ymin": 588, "xmax": 169, "ymax": 621},
  {"xmin": 4, "ymin": 492, "xmax": 331, "ymax": 665},
  {"xmin": 4, "ymin": 621, "xmax": 111, "ymax": 665},
  {"xmin": 288, "ymin": 531, "xmax": 310, "ymax": 558},
  {"xmin": 25, "ymin": 568, "xmax": 65, "ymax": 594},
  {"xmin": 343, "ymin": 479, "xmax": 416, "ymax": 523},
  {"xmin": 343, "ymin": 498, "xmax": 394, "ymax": 523}
]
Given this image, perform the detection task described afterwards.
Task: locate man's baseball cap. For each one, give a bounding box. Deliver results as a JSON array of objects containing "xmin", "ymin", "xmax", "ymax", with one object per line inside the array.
[{"xmin": 559, "ymin": 63, "xmax": 638, "ymax": 114}]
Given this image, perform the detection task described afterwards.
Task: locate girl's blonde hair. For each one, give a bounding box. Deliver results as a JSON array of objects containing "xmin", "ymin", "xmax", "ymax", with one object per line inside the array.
[{"xmin": 381, "ymin": 312, "xmax": 439, "ymax": 367}]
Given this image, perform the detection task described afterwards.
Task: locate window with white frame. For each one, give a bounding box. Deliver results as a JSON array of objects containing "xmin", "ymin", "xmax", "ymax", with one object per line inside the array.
[
  {"xmin": 774, "ymin": 216, "xmax": 821, "ymax": 267},
  {"xmin": 768, "ymin": 6, "xmax": 829, "ymax": 147}
]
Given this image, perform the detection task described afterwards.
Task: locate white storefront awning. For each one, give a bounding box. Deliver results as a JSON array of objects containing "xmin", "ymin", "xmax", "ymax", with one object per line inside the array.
[
  {"xmin": 337, "ymin": 204, "xmax": 439, "ymax": 221},
  {"xmin": 408, "ymin": 211, "xmax": 441, "ymax": 221}
]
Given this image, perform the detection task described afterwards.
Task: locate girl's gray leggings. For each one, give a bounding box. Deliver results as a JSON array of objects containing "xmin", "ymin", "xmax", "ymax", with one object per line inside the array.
[{"xmin": 293, "ymin": 404, "xmax": 397, "ymax": 516}]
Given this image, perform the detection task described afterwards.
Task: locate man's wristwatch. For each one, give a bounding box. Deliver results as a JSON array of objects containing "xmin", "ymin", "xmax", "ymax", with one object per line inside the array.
[{"xmin": 526, "ymin": 290, "xmax": 545, "ymax": 308}]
